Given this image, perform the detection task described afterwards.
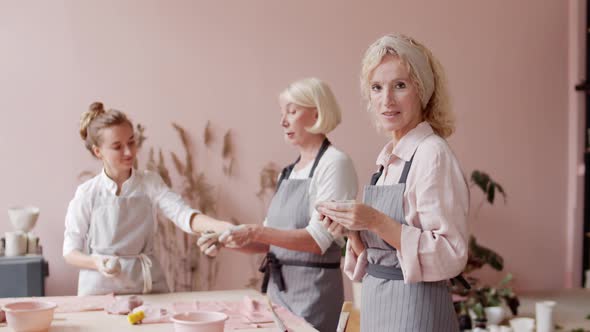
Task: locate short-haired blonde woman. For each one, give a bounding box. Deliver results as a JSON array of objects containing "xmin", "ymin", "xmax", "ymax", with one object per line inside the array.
[
  {"xmin": 317, "ymin": 34, "xmax": 469, "ymax": 331},
  {"xmin": 199, "ymin": 78, "xmax": 358, "ymax": 331},
  {"xmin": 64, "ymin": 102, "xmax": 233, "ymax": 296}
]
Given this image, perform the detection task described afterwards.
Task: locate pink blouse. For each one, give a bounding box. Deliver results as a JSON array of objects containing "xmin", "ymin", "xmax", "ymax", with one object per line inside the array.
[{"xmin": 344, "ymin": 122, "xmax": 469, "ymax": 283}]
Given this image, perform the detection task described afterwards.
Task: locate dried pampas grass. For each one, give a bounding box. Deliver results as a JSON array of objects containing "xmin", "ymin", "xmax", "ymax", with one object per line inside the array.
[{"xmin": 222, "ymin": 130, "xmax": 234, "ymax": 176}]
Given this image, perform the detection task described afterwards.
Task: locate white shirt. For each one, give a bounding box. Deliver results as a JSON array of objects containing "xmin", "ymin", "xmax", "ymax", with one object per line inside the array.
[
  {"xmin": 63, "ymin": 169, "xmax": 199, "ymax": 257},
  {"xmin": 265, "ymin": 145, "xmax": 358, "ymax": 254}
]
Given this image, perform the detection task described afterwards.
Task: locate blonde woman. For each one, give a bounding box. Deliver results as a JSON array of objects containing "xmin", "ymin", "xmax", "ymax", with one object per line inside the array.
[
  {"xmin": 63, "ymin": 102, "xmax": 232, "ymax": 296},
  {"xmin": 317, "ymin": 34, "xmax": 469, "ymax": 331},
  {"xmin": 199, "ymin": 78, "xmax": 358, "ymax": 331}
]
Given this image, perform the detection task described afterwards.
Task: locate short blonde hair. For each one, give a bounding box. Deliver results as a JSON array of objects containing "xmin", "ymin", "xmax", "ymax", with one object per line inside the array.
[
  {"xmin": 360, "ymin": 34, "xmax": 455, "ymax": 138},
  {"xmin": 279, "ymin": 78, "xmax": 342, "ymax": 134},
  {"xmin": 79, "ymin": 102, "xmax": 133, "ymax": 156}
]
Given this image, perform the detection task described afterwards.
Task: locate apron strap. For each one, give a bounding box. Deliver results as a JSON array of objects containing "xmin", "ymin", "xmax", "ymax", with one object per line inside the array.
[
  {"xmin": 368, "ymin": 151, "xmax": 416, "ymax": 186},
  {"xmin": 275, "ymin": 160, "xmax": 299, "ymax": 191},
  {"xmin": 367, "ymin": 263, "xmax": 404, "ymax": 280},
  {"xmin": 398, "ymin": 153, "xmax": 416, "ymax": 184},
  {"xmin": 308, "ymin": 138, "xmax": 331, "ymax": 178},
  {"xmin": 280, "ymin": 259, "xmax": 340, "ymax": 269},
  {"xmin": 275, "ymin": 137, "xmax": 331, "ymax": 190},
  {"xmin": 369, "ymin": 262, "xmax": 471, "ymax": 289},
  {"xmin": 370, "ymin": 166, "xmax": 385, "ymax": 185},
  {"xmin": 258, "ymin": 252, "xmax": 341, "ymax": 293}
]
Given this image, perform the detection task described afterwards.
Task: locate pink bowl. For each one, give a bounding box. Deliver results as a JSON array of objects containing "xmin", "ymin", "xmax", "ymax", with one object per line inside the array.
[
  {"xmin": 171, "ymin": 311, "xmax": 228, "ymax": 332},
  {"xmin": 2, "ymin": 301, "xmax": 57, "ymax": 332}
]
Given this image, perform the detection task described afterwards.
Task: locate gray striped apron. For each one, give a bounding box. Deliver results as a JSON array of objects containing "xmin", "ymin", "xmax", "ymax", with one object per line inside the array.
[
  {"xmin": 359, "ymin": 152, "xmax": 459, "ymax": 332},
  {"xmin": 260, "ymin": 138, "xmax": 344, "ymax": 332}
]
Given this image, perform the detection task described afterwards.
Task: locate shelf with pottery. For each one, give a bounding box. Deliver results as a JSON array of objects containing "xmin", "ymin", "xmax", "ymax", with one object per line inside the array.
[
  {"xmin": 0, "ymin": 289, "xmax": 318, "ymax": 332},
  {"xmin": 0, "ymin": 206, "xmax": 49, "ymax": 298},
  {"xmin": 2, "ymin": 206, "xmax": 43, "ymax": 258}
]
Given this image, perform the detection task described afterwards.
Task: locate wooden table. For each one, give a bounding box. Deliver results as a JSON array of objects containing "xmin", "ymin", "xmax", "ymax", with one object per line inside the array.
[
  {"xmin": 339, "ymin": 302, "xmax": 359, "ymax": 332},
  {"xmin": 0, "ymin": 289, "xmax": 318, "ymax": 332}
]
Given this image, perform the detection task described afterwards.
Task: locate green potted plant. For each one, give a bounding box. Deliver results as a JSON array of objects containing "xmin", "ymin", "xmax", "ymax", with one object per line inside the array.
[
  {"xmin": 455, "ymin": 170, "xmax": 520, "ymax": 329},
  {"xmin": 466, "ymin": 273, "xmax": 519, "ymax": 325}
]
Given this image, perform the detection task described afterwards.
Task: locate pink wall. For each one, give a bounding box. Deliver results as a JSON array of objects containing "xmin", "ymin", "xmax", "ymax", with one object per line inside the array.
[{"xmin": 0, "ymin": 0, "xmax": 571, "ymax": 295}]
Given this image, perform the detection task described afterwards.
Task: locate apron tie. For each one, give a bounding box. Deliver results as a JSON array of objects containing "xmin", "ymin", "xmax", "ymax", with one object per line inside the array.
[
  {"xmin": 258, "ymin": 252, "xmax": 285, "ymax": 293},
  {"xmin": 119, "ymin": 253, "xmax": 153, "ymax": 294},
  {"xmin": 258, "ymin": 252, "xmax": 341, "ymax": 293},
  {"xmin": 137, "ymin": 254, "xmax": 153, "ymax": 294}
]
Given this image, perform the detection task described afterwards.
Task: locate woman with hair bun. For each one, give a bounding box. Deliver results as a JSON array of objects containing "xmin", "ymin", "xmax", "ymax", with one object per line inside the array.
[{"xmin": 63, "ymin": 102, "xmax": 233, "ymax": 296}]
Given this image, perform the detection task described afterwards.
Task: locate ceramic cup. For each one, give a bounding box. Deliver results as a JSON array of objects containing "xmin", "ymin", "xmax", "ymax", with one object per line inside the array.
[
  {"xmin": 27, "ymin": 233, "xmax": 39, "ymax": 255},
  {"xmin": 509, "ymin": 317, "xmax": 535, "ymax": 332},
  {"xmin": 5, "ymin": 231, "xmax": 27, "ymax": 256},
  {"xmin": 535, "ymin": 301, "xmax": 556, "ymax": 332}
]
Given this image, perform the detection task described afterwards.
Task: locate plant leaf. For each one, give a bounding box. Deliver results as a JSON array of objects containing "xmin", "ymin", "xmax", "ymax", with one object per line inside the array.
[
  {"xmin": 468, "ymin": 235, "xmax": 504, "ymax": 271},
  {"xmin": 470, "ymin": 170, "xmax": 490, "ymax": 194},
  {"xmin": 222, "ymin": 130, "xmax": 232, "ymax": 159},
  {"xmin": 472, "ymin": 302, "xmax": 484, "ymax": 318},
  {"xmin": 495, "ymin": 182, "xmax": 507, "ymax": 203},
  {"xmin": 146, "ymin": 148, "xmax": 157, "ymax": 171},
  {"xmin": 257, "ymin": 163, "xmax": 280, "ymax": 197},
  {"xmin": 222, "ymin": 130, "xmax": 234, "ymax": 176},
  {"xmin": 487, "ymin": 182, "xmax": 496, "ymax": 204},
  {"xmin": 171, "ymin": 152, "xmax": 185, "ymax": 175},
  {"xmin": 204, "ymin": 121, "xmax": 212, "ymax": 147},
  {"xmin": 498, "ymin": 273, "xmax": 513, "ymax": 287},
  {"xmin": 158, "ymin": 149, "xmax": 172, "ymax": 187},
  {"xmin": 135, "ymin": 123, "xmax": 147, "ymax": 150}
]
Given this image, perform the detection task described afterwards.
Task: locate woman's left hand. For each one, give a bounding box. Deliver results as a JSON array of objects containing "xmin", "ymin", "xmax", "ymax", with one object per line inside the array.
[
  {"xmin": 316, "ymin": 201, "xmax": 390, "ymax": 231},
  {"xmin": 319, "ymin": 216, "xmax": 348, "ymax": 238},
  {"xmin": 218, "ymin": 224, "xmax": 261, "ymax": 248},
  {"xmin": 196, "ymin": 231, "xmax": 220, "ymax": 257}
]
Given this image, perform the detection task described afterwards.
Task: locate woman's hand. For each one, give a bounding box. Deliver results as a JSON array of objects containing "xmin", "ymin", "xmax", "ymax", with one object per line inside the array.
[
  {"xmin": 195, "ymin": 219, "xmax": 236, "ymax": 257},
  {"xmin": 319, "ymin": 215, "xmax": 366, "ymax": 256},
  {"xmin": 319, "ymin": 215, "xmax": 348, "ymax": 238},
  {"xmin": 92, "ymin": 254, "xmax": 121, "ymax": 277},
  {"xmin": 196, "ymin": 231, "xmax": 221, "ymax": 257},
  {"xmin": 316, "ymin": 201, "xmax": 390, "ymax": 231},
  {"xmin": 218, "ymin": 224, "xmax": 262, "ymax": 249}
]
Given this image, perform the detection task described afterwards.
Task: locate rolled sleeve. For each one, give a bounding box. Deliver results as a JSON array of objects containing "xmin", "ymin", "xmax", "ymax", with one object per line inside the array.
[
  {"xmin": 397, "ymin": 149, "xmax": 469, "ymax": 283},
  {"xmin": 305, "ymin": 211, "xmax": 337, "ymax": 254},
  {"xmin": 148, "ymin": 172, "xmax": 200, "ymax": 234},
  {"xmin": 63, "ymin": 187, "xmax": 91, "ymax": 256},
  {"xmin": 343, "ymin": 240, "xmax": 367, "ymax": 281}
]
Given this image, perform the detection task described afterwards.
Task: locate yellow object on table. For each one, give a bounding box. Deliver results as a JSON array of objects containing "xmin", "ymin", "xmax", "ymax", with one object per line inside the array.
[{"xmin": 127, "ymin": 310, "xmax": 144, "ymax": 325}]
